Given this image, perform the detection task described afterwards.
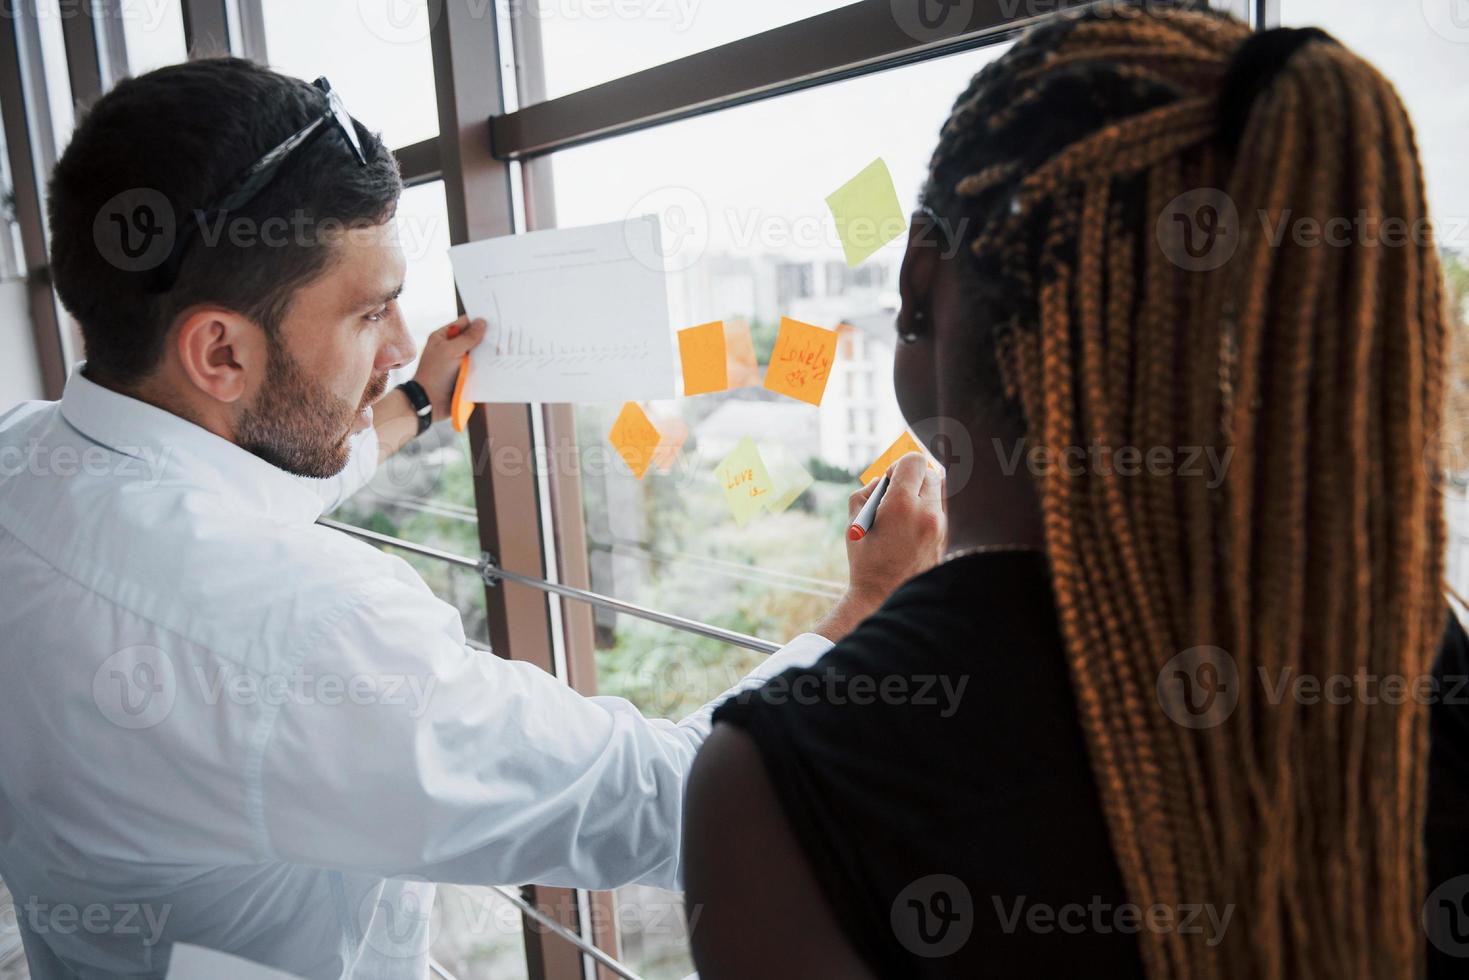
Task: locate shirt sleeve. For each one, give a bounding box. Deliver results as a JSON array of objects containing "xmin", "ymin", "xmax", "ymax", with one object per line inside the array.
[
  {"xmin": 255, "ymin": 574, "xmax": 832, "ymax": 892},
  {"xmin": 300, "ymin": 426, "xmax": 382, "ymax": 514}
]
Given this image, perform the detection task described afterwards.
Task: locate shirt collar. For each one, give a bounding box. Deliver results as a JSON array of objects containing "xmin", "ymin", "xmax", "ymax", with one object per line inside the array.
[{"xmin": 59, "ymin": 364, "xmax": 329, "ymax": 525}]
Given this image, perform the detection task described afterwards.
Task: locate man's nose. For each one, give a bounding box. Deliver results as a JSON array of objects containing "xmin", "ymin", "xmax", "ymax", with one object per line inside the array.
[{"xmin": 380, "ymin": 318, "xmax": 417, "ymax": 373}]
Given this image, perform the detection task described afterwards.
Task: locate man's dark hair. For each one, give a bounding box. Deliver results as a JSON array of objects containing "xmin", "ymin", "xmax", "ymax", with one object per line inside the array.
[{"xmin": 48, "ymin": 58, "xmax": 402, "ymax": 387}]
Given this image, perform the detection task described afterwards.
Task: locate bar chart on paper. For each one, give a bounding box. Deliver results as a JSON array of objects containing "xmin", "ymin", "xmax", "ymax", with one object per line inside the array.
[{"xmin": 449, "ymin": 216, "xmax": 677, "ymax": 404}]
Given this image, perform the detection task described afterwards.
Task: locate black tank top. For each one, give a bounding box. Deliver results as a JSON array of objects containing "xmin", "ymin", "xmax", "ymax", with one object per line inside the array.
[{"xmin": 715, "ymin": 551, "xmax": 1469, "ymax": 977}]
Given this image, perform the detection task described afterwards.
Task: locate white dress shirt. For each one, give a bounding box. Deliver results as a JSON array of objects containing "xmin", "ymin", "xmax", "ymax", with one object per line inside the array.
[{"xmin": 0, "ymin": 368, "xmax": 833, "ymax": 979}]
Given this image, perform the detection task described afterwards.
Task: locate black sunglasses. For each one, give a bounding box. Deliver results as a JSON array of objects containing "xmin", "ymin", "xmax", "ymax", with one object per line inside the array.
[{"xmin": 147, "ymin": 77, "xmax": 368, "ymax": 293}]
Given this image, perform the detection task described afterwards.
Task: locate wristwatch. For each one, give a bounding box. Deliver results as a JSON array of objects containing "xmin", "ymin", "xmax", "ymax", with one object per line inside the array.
[{"xmin": 396, "ymin": 380, "xmax": 434, "ymax": 437}]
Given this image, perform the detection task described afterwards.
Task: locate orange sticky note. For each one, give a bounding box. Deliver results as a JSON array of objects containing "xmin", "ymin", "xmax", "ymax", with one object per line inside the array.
[
  {"xmin": 652, "ymin": 415, "xmax": 690, "ymax": 473},
  {"xmin": 608, "ymin": 402, "xmax": 662, "ymax": 480},
  {"xmin": 451, "ymin": 354, "xmax": 473, "ymax": 433},
  {"xmin": 860, "ymin": 431, "xmax": 927, "ymax": 485},
  {"xmin": 724, "ymin": 319, "xmax": 761, "ymax": 389},
  {"xmin": 763, "ymin": 317, "xmax": 839, "ymax": 407},
  {"xmin": 715, "ymin": 437, "xmax": 776, "ymax": 527},
  {"xmin": 678, "ymin": 321, "xmax": 729, "ymax": 396}
]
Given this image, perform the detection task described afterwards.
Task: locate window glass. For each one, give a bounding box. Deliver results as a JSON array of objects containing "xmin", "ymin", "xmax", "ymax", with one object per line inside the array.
[
  {"xmin": 261, "ymin": 0, "xmax": 440, "ymax": 149},
  {"xmin": 546, "ymin": 47, "xmax": 1013, "ymax": 973},
  {"xmin": 549, "ymin": 48, "xmax": 1004, "ymax": 723},
  {"xmin": 35, "ymin": 0, "xmax": 74, "ymax": 156},
  {"xmin": 533, "ymin": 0, "xmax": 858, "ymax": 102},
  {"xmin": 1280, "ymin": 3, "xmax": 1469, "ymax": 587},
  {"xmin": 432, "ymin": 885, "xmax": 532, "ymax": 979},
  {"xmin": 121, "ymin": 0, "xmax": 188, "ymax": 75}
]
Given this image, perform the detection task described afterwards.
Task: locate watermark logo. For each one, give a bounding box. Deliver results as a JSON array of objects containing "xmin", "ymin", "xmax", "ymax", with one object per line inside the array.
[
  {"xmin": 92, "ymin": 645, "xmax": 177, "ymax": 730},
  {"xmin": 626, "ymin": 187, "xmax": 709, "ymax": 273},
  {"xmin": 1157, "ymin": 188, "xmax": 1239, "ymax": 272},
  {"xmin": 1157, "ymin": 646, "xmax": 1239, "ymax": 729},
  {"xmin": 891, "ymin": 874, "xmax": 974, "ymax": 958},
  {"xmin": 1422, "ymin": 0, "xmax": 1469, "ymax": 43},
  {"xmin": 910, "ymin": 415, "xmax": 974, "ymax": 497},
  {"xmin": 360, "ymin": 877, "xmax": 442, "ymax": 959},
  {"xmin": 358, "ymin": 0, "xmax": 442, "ymax": 45},
  {"xmin": 94, "ymin": 188, "xmax": 175, "ymax": 273},
  {"xmin": 1426, "ymin": 416, "xmax": 1469, "ymax": 501},
  {"xmin": 1425, "ymin": 875, "xmax": 1469, "ymax": 956},
  {"xmin": 891, "ymin": 0, "xmax": 975, "ymax": 43}
]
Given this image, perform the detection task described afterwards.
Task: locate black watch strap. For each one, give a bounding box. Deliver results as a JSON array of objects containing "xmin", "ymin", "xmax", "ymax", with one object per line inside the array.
[{"xmin": 396, "ymin": 380, "xmax": 434, "ymax": 436}]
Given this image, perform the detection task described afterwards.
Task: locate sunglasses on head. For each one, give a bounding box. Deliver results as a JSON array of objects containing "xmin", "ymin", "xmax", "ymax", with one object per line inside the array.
[{"xmin": 147, "ymin": 77, "xmax": 368, "ymax": 294}]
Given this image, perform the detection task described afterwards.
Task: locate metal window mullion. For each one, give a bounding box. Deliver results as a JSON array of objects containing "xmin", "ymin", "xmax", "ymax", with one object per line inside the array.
[
  {"xmin": 182, "ymin": 0, "xmax": 231, "ymax": 58},
  {"xmin": 0, "ymin": 3, "xmax": 67, "ymax": 398},
  {"xmin": 1257, "ymin": 0, "xmax": 1281, "ymax": 29},
  {"xmin": 489, "ymin": 0, "xmax": 1108, "ymax": 161},
  {"xmin": 233, "ymin": 0, "xmax": 268, "ymax": 62}
]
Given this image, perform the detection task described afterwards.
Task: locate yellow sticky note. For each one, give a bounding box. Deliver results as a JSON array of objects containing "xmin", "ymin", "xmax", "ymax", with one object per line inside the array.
[
  {"xmin": 715, "ymin": 437, "xmax": 776, "ymax": 527},
  {"xmin": 451, "ymin": 354, "xmax": 473, "ymax": 433},
  {"xmin": 826, "ymin": 157, "xmax": 907, "ymax": 268},
  {"xmin": 764, "ymin": 317, "xmax": 839, "ymax": 407},
  {"xmin": 765, "ymin": 461, "xmax": 814, "ymax": 515},
  {"xmin": 724, "ymin": 319, "xmax": 762, "ymax": 389},
  {"xmin": 608, "ymin": 402, "xmax": 662, "ymax": 480},
  {"xmin": 860, "ymin": 431, "xmax": 927, "ymax": 486},
  {"xmin": 652, "ymin": 415, "xmax": 690, "ymax": 473},
  {"xmin": 678, "ymin": 321, "xmax": 729, "ymax": 396}
]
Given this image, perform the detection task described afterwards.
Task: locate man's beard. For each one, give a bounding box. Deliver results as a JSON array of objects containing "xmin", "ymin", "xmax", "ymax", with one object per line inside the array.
[{"xmin": 236, "ymin": 336, "xmax": 388, "ymax": 479}]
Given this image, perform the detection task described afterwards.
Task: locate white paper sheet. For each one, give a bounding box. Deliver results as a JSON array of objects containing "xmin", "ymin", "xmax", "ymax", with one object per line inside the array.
[{"xmin": 448, "ymin": 216, "xmax": 677, "ymax": 404}]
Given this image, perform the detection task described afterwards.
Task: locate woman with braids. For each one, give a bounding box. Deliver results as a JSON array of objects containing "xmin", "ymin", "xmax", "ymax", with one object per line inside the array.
[{"xmin": 684, "ymin": 4, "xmax": 1462, "ymax": 978}]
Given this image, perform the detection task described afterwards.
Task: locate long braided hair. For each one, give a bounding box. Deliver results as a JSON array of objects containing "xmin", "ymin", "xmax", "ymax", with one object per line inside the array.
[{"xmin": 923, "ymin": 5, "xmax": 1447, "ymax": 977}]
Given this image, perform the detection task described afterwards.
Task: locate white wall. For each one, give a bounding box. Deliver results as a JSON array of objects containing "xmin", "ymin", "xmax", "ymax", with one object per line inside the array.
[{"xmin": 0, "ymin": 279, "xmax": 44, "ymax": 413}]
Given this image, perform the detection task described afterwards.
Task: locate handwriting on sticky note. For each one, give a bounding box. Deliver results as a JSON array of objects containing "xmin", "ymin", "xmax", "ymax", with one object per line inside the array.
[
  {"xmin": 715, "ymin": 437, "xmax": 775, "ymax": 526},
  {"xmin": 826, "ymin": 158, "xmax": 907, "ymax": 268},
  {"xmin": 764, "ymin": 318, "xmax": 839, "ymax": 407},
  {"xmin": 608, "ymin": 402, "xmax": 662, "ymax": 480},
  {"xmin": 678, "ymin": 321, "xmax": 728, "ymax": 396},
  {"xmin": 860, "ymin": 431, "xmax": 930, "ymax": 486}
]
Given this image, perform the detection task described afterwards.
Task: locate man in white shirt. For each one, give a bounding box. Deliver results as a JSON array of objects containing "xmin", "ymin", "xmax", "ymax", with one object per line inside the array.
[{"xmin": 0, "ymin": 58, "xmax": 944, "ymax": 979}]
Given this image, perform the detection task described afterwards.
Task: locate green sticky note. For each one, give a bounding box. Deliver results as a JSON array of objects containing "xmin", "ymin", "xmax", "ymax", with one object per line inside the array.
[
  {"xmin": 764, "ymin": 461, "xmax": 814, "ymax": 515},
  {"xmin": 826, "ymin": 158, "xmax": 907, "ymax": 268},
  {"xmin": 715, "ymin": 437, "xmax": 776, "ymax": 527}
]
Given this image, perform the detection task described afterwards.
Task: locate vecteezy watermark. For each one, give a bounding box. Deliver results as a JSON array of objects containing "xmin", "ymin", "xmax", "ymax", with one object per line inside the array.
[
  {"xmin": 892, "ymin": 875, "xmax": 974, "ymax": 958},
  {"xmin": 992, "ymin": 438, "xmax": 1235, "ymax": 489},
  {"xmin": 91, "ymin": 646, "xmax": 441, "ymax": 730},
  {"xmin": 992, "ymin": 895, "xmax": 1234, "ymax": 947},
  {"xmin": 1157, "ymin": 645, "xmax": 1469, "ymax": 729},
  {"xmin": 1424, "ymin": 875, "xmax": 1469, "ymax": 957},
  {"xmin": 1158, "ymin": 187, "xmax": 1469, "ymax": 272},
  {"xmin": 357, "ymin": 0, "xmax": 444, "ymax": 45},
  {"xmin": 360, "ymin": 877, "xmax": 441, "ymax": 960},
  {"xmin": 93, "ymin": 191, "xmax": 451, "ymax": 273},
  {"xmin": 3, "ymin": 0, "xmax": 175, "ymax": 33},
  {"xmin": 1422, "ymin": 0, "xmax": 1469, "ymax": 44},
  {"xmin": 1157, "ymin": 646, "xmax": 1240, "ymax": 730},
  {"xmin": 0, "ymin": 441, "xmax": 172, "ymax": 486},
  {"xmin": 1425, "ymin": 416, "xmax": 1469, "ymax": 501},
  {"xmin": 4, "ymin": 899, "xmax": 173, "ymax": 948},
  {"xmin": 1158, "ymin": 188, "xmax": 1240, "ymax": 272},
  {"xmin": 727, "ymin": 666, "xmax": 970, "ymax": 718},
  {"xmin": 93, "ymin": 645, "xmax": 178, "ymax": 731}
]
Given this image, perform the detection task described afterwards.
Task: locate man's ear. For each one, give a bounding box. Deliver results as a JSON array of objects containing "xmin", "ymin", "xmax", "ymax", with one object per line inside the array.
[
  {"xmin": 898, "ymin": 212, "xmax": 944, "ymax": 330},
  {"xmin": 173, "ymin": 306, "xmax": 266, "ymax": 406}
]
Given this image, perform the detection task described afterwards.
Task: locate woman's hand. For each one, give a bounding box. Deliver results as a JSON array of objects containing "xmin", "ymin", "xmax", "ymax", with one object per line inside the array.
[
  {"xmin": 813, "ymin": 452, "xmax": 946, "ymax": 642},
  {"xmin": 411, "ymin": 315, "xmax": 487, "ymax": 422}
]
